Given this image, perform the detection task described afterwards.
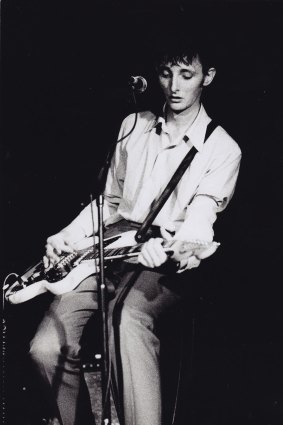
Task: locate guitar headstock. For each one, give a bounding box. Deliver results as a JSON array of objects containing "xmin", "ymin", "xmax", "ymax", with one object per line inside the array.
[{"xmin": 165, "ymin": 239, "xmax": 220, "ymax": 262}]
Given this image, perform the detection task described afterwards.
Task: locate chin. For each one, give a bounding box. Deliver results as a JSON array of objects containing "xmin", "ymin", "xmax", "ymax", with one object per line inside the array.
[{"xmin": 169, "ymin": 105, "xmax": 186, "ymax": 113}]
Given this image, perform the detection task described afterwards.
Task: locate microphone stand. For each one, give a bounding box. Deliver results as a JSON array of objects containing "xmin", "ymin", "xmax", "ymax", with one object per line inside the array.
[
  {"xmin": 92, "ymin": 155, "xmax": 114, "ymax": 425},
  {"xmin": 93, "ymin": 87, "xmax": 139, "ymax": 425},
  {"xmin": 94, "ymin": 191, "xmax": 111, "ymax": 425}
]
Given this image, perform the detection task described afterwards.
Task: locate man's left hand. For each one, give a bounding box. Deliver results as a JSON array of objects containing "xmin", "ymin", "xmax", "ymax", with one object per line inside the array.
[
  {"xmin": 137, "ymin": 237, "xmax": 168, "ymax": 268},
  {"xmin": 137, "ymin": 226, "xmax": 175, "ymax": 268}
]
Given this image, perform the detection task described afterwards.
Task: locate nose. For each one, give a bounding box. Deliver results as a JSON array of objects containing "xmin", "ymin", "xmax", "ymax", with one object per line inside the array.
[{"xmin": 170, "ymin": 75, "xmax": 179, "ymax": 92}]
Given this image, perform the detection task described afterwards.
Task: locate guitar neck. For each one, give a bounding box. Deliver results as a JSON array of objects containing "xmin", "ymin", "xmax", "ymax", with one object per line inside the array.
[
  {"xmin": 77, "ymin": 242, "xmax": 175, "ymax": 263},
  {"xmin": 54, "ymin": 234, "xmax": 219, "ymax": 272},
  {"xmin": 81, "ymin": 244, "xmax": 144, "ymax": 262}
]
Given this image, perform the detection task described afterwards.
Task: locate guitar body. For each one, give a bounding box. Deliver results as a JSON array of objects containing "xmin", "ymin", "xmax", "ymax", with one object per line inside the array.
[
  {"xmin": 4, "ymin": 229, "xmax": 220, "ymax": 304},
  {"xmin": 6, "ymin": 261, "xmax": 98, "ymax": 304}
]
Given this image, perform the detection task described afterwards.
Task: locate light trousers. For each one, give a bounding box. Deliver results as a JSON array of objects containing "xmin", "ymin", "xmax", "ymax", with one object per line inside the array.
[{"xmin": 29, "ymin": 221, "xmax": 186, "ymax": 425}]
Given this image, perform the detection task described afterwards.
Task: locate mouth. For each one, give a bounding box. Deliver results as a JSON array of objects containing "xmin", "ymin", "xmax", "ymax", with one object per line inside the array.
[{"xmin": 169, "ymin": 96, "xmax": 182, "ymax": 102}]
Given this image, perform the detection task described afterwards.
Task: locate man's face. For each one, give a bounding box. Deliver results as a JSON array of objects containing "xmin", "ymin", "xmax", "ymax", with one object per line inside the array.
[{"xmin": 158, "ymin": 56, "xmax": 214, "ymax": 114}]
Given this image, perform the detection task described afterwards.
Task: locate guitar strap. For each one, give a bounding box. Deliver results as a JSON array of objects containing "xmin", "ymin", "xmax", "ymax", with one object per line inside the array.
[{"xmin": 135, "ymin": 120, "xmax": 219, "ymax": 243}]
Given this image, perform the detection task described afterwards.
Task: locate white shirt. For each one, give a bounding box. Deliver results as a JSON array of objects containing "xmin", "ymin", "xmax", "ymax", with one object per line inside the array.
[{"xmin": 72, "ymin": 105, "xmax": 241, "ymax": 245}]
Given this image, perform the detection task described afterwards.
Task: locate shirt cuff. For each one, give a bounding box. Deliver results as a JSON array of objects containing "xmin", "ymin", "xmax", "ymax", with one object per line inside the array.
[{"xmin": 175, "ymin": 195, "xmax": 218, "ymax": 242}]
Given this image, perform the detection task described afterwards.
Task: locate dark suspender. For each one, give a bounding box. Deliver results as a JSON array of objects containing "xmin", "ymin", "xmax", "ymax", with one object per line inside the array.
[{"xmin": 135, "ymin": 120, "xmax": 219, "ymax": 242}]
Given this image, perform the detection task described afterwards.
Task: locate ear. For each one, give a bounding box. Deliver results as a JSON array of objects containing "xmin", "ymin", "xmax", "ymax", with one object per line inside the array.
[{"xmin": 203, "ymin": 67, "xmax": 216, "ymax": 87}]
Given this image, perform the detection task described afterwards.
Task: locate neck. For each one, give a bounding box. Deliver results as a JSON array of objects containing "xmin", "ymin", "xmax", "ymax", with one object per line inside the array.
[{"xmin": 166, "ymin": 102, "xmax": 201, "ymax": 131}]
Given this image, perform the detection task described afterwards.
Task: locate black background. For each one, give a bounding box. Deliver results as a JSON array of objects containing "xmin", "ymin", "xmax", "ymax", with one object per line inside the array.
[{"xmin": 1, "ymin": 1, "xmax": 283, "ymax": 424}]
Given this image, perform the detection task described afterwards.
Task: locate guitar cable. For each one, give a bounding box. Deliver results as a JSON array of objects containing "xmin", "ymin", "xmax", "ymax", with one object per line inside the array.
[
  {"xmin": 2, "ymin": 278, "xmax": 9, "ymax": 425},
  {"xmin": 115, "ymin": 90, "xmax": 138, "ymax": 144},
  {"xmin": 2, "ymin": 273, "xmax": 21, "ymax": 305}
]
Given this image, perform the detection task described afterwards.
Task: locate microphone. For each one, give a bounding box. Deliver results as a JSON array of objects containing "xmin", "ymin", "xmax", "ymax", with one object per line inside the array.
[{"xmin": 129, "ymin": 75, "xmax": 147, "ymax": 93}]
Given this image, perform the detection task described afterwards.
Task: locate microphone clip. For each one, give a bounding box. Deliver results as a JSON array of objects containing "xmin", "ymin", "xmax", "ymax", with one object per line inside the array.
[{"xmin": 129, "ymin": 75, "xmax": 147, "ymax": 93}]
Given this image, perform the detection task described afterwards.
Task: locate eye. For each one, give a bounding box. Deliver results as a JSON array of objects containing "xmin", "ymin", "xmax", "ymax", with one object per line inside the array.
[
  {"xmin": 159, "ymin": 68, "xmax": 171, "ymax": 79},
  {"xmin": 182, "ymin": 73, "xmax": 193, "ymax": 80}
]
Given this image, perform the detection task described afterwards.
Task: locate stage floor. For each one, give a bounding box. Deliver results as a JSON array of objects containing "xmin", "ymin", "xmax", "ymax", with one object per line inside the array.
[{"xmin": 84, "ymin": 369, "xmax": 120, "ymax": 425}]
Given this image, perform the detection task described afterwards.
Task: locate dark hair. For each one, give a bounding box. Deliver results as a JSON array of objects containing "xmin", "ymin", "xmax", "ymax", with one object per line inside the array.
[{"xmin": 153, "ymin": 28, "xmax": 217, "ymax": 75}]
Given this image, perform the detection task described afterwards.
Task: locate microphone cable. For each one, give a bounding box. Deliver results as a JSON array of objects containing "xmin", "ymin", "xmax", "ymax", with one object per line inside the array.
[{"xmin": 115, "ymin": 89, "xmax": 139, "ymax": 144}]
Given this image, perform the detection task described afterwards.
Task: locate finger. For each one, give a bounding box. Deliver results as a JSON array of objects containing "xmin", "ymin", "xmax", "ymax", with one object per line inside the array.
[
  {"xmin": 138, "ymin": 253, "xmax": 153, "ymax": 268},
  {"xmin": 43, "ymin": 255, "xmax": 50, "ymax": 269},
  {"xmin": 45, "ymin": 244, "xmax": 60, "ymax": 264},
  {"xmin": 140, "ymin": 239, "xmax": 167, "ymax": 268},
  {"xmin": 138, "ymin": 248, "xmax": 155, "ymax": 268},
  {"xmin": 62, "ymin": 241, "xmax": 76, "ymax": 253},
  {"xmin": 150, "ymin": 238, "xmax": 167, "ymax": 266},
  {"xmin": 46, "ymin": 236, "xmax": 75, "ymax": 255},
  {"xmin": 46, "ymin": 237, "xmax": 62, "ymax": 256},
  {"xmin": 143, "ymin": 239, "xmax": 158, "ymax": 267},
  {"xmin": 138, "ymin": 239, "xmax": 156, "ymax": 268}
]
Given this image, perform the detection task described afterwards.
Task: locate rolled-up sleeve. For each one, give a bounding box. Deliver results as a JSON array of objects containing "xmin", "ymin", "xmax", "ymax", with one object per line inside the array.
[{"xmin": 175, "ymin": 146, "xmax": 242, "ymax": 243}]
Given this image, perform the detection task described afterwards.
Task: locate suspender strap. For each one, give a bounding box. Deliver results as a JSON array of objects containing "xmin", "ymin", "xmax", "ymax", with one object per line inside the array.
[{"xmin": 135, "ymin": 120, "xmax": 219, "ymax": 243}]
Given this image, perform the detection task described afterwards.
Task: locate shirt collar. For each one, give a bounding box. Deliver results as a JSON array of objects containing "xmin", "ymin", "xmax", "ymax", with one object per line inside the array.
[
  {"xmin": 145, "ymin": 107, "xmax": 166, "ymax": 133},
  {"xmin": 184, "ymin": 105, "xmax": 212, "ymax": 151},
  {"xmin": 145, "ymin": 104, "xmax": 211, "ymax": 152}
]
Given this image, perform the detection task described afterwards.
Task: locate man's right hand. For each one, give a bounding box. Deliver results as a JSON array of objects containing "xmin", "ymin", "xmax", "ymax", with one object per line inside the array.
[{"xmin": 43, "ymin": 232, "xmax": 76, "ymax": 269}]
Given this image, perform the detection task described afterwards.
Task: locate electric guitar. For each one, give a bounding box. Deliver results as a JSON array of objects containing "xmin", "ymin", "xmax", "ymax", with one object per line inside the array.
[{"xmin": 3, "ymin": 230, "xmax": 220, "ymax": 305}]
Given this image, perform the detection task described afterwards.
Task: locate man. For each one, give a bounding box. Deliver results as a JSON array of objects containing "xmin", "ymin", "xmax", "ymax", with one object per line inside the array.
[{"xmin": 29, "ymin": 32, "xmax": 241, "ymax": 425}]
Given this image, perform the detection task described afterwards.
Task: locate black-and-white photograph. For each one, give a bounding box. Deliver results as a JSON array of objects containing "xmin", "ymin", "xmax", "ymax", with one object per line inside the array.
[{"xmin": 1, "ymin": 1, "xmax": 283, "ymax": 424}]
